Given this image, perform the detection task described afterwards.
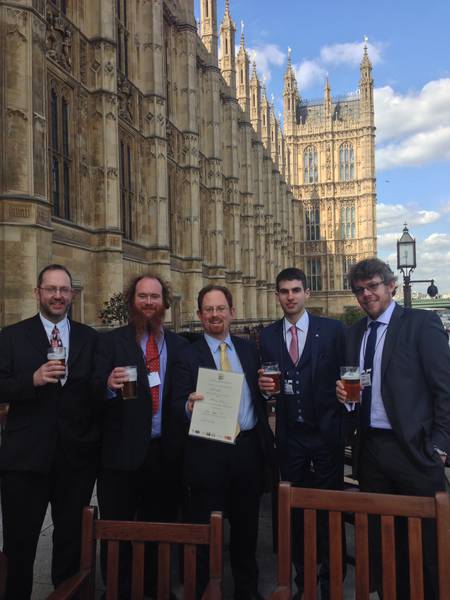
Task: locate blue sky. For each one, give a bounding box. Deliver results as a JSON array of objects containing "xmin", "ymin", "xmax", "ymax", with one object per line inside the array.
[{"xmin": 194, "ymin": 0, "xmax": 450, "ymax": 294}]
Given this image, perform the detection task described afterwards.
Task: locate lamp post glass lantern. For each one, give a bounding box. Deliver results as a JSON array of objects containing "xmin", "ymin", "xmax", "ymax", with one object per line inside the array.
[
  {"xmin": 397, "ymin": 224, "xmax": 416, "ymax": 308},
  {"xmin": 396, "ymin": 224, "xmax": 438, "ymax": 308}
]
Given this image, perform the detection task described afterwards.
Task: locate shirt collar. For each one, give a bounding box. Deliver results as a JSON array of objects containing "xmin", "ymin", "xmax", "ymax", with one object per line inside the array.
[
  {"xmin": 366, "ymin": 299, "xmax": 396, "ymax": 328},
  {"xmin": 283, "ymin": 310, "xmax": 309, "ymax": 334},
  {"xmin": 39, "ymin": 313, "xmax": 69, "ymax": 331},
  {"xmin": 204, "ymin": 332, "xmax": 232, "ymax": 354}
]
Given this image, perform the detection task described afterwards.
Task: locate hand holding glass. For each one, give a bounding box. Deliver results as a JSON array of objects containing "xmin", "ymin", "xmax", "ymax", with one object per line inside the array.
[
  {"xmin": 340, "ymin": 366, "xmax": 361, "ymax": 402},
  {"xmin": 47, "ymin": 346, "xmax": 66, "ymax": 379},
  {"xmin": 262, "ymin": 362, "xmax": 281, "ymax": 395},
  {"xmin": 121, "ymin": 365, "xmax": 137, "ymax": 400}
]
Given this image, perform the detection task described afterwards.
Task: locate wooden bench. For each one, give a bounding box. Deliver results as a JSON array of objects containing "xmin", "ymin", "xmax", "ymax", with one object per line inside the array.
[
  {"xmin": 269, "ymin": 482, "xmax": 450, "ymax": 600},
  {"xmin": 48, "ymin": 506, "xmax": 223, "ymax": 600}
]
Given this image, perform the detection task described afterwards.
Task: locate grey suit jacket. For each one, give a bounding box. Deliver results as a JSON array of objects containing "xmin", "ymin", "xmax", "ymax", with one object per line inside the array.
[{"xmin": 346, "ymin": 303, "xmax": 450, "ymax": 472}]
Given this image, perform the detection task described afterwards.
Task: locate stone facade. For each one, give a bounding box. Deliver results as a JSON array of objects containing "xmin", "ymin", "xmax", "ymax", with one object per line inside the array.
[{"xmin": 0, "ymin": 0, "xmax": 375, "ymax": 329}]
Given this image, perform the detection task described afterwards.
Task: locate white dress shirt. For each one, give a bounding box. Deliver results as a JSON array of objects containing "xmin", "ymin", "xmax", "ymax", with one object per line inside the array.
[{"xmin": 283, "ymin": 311, "xmax": 309, "ymax": 361}]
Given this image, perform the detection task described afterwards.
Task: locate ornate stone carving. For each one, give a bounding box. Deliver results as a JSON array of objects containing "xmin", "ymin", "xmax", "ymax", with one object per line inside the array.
[
  {"xmin": 117, "ymin": 75, "xmax": 134, "ymax": 122},
  {"xmin": 46, "ymin": 10, "xmax": 73, "ymax": 71}
]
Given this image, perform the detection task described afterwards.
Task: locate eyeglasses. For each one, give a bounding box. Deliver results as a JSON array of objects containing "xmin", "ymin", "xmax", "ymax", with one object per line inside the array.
[
  {"xmin": 39, "ymin": 286, "xmax": 73, "ymax": 296},
  {"xmin": 202, "ymin": 305, "xmax": 229, "ymax": 315},
  {"xmin": 353, "ymin": 281, "xmax": 384, "ymax": 297}
]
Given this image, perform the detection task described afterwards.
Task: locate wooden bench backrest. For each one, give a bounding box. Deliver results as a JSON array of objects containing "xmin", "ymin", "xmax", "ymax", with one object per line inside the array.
[
  {"xmin": 81, "ymin": 506, "xmax": 223, "ymax": 600},
  {"xmin": 275, "ymin": 482, "xmax": 450, "ymax": 600}
]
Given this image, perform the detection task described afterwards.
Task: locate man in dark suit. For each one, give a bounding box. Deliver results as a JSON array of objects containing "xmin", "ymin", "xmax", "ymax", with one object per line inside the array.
[
  {"xmin": 259, "ymin": 267, "xmax": 345, "ymax": 600},
  {"xmin": 173, "ymin": 284, "xmax": 274, "ymax": 600},
  {"xmin": 337, "ymin": 257, "xmax": 450, "ymax": 599},
  {"xmin": 0, "ymin": 264, "xmax": 98, "ymax": 600},
  {"xmin": 94, "ymin": 272, "xmax": 188, "ymax": 599}
]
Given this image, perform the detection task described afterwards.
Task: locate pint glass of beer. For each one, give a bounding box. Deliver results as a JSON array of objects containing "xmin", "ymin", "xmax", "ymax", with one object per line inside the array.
[
  {"xmin": 122, "ymin": 365, "xmax": 138, "ymax": 400},
  {"xmin": 262, "ymin": 362, "xmax": 281, "ymax": 395},
  {"xmin": 47, "ymin": 346, "xmax": 67, "ymax": 379},
  {"xmin": 340, "ymin": 366, "xmax": 361, "ymax": 402}
]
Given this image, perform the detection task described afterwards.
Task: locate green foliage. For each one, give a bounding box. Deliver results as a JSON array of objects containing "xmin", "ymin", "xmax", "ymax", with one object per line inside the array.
[
  {"xmin": 338, "ymin": 306, "xmax": 363, "ymax": 326},
  {"xmin": 99, "ymin": 292, "xmax": 128, "ymax": 326}
]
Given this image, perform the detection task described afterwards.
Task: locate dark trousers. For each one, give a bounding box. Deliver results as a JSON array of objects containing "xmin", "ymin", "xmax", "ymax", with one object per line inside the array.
[
  {"xmin": 185, "ymin": 429, "xmax": 264, "ymax": 600},
  {"xmin": 359, "ymin": 428, "xmax": 447, "ymax": 600},
  {"xmin": 281, "ymin": 423, "xmax": 345, "ymax": 598},
  {"xmin": 1, "ymin": 456, "xmax": 96, "ymax": 600},
  {"xmin": 97, "ymin": 439, "xmax": 179, "ymax": 599}
]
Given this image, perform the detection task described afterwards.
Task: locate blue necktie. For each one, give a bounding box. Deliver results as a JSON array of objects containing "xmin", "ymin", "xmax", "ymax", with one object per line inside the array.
[{"xmin": 360, "ymin": 321, "xmax": 381, "ymax": 430}]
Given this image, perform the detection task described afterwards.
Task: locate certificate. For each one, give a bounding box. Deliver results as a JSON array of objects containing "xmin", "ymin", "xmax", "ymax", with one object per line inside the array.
[{"xmin": 189, "ymin": 367, "xmax": 244, "ymax": 444}]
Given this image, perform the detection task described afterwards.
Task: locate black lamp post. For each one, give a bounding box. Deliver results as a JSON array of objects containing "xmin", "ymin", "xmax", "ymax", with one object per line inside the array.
[{"xmin": 396, "ymin": 224, "xmax": 438, "ymax": 308}]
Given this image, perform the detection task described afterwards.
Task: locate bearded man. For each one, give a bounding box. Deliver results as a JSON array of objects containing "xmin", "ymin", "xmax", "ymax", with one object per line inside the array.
[{"xmin": 94, "ymin": 273, "xmax": 188, "ymax": 599}]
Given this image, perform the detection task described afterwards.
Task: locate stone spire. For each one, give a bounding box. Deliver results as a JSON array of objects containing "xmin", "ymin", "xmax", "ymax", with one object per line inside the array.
[
  {"xmin": 250, "ymin": 60, "xmax": 262, "ymax": 136},
  {"xmin": 200, "ymin": 0, "xmax": 218, "ymax": 65},
  {"xmin": 283, "ymin": 47, "xmax": 298, "ymax": 135},
  {"xmin": 359, "ymin": 36, "xmax": 374, "ymax": 119},
  {"xmin": 236, "ymin": 21, "xmax": 250, "ymax": 118},
  {"xmin": 220, "ymin": 0, "xmax": 236, "ymax": 92},
  {"xmin": 324, "ymin": 77, "xmax": 332, "ymax": 116}
]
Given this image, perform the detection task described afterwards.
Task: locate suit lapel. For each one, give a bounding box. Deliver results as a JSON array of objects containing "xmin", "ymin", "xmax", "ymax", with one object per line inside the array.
[
  {"xmin": 381, "ymin": 303, "xmax": 403, "ymax": 381},
  {"xmin": 350, "ymin": 319, "xmax": 366, "ymax": 365},
  {"xmin": 67, "ymin": 321, "xmax": 85, "ymax": 368},
  {"xmin": 25, "ymin": 315, "xmax": 52, "ymax": 359},
  {"xmin": 308, "ymin": 315, "xmax": 320, "ymax": 376},
  {"xmin": 196, "ymin": 337, "xmax": 217, "ymax": 370}
]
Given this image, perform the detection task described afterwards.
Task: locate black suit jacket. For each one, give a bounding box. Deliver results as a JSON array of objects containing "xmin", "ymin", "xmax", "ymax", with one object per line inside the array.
[
  {"xmin": 0, "ymin": 314, "xmax": 98, "ymax": 472},
  {"xmin": 346, "ymin": 303, "xmax": 450, "ymax": 473},
  {"xmin": 259, "ymin": 314, "xmax": 346, "ymax": 457},
  {"xmin": 94, "ymin": 324, "xmax": 189, "ymax": 470},
  {"xmin": 172, "ymin": 335, "xmax": 275, "ymax": 477}
]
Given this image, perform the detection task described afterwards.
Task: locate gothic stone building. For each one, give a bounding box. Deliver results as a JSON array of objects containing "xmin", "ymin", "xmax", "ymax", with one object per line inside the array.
[{"xmin": 0, "ymin": 0, "xmax": 376, "ymax": 329}]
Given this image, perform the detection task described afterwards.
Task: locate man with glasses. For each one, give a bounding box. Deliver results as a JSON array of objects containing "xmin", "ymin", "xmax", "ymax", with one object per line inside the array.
[
  {"xmin": 94, "ymin": 273, "xmax": 188, "ymax": 599},
  {"xmin": 173, "ymin": 284, "xmax": 275, "ymax": 600},
  {"xmin": 336, "ymin": 257, "xmax": 450, "ymax": 599},
  {"xmin": 0, "ymin": 264, "xmax": 98, "ymax": 600}
]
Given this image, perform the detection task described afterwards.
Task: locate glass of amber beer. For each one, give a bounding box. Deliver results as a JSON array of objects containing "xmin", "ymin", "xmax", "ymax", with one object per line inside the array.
[
  {"xmin": 262, "ymin": 362, "xmax": 281, "ymax": 395},
  {"xmin": 340, "ymin": 366, "xmax": 361, "ymax": 402},
  {"xmin": 47, "ymin": 346, "xmax": 67, "ymax": 379},
  {"xmin": 122, "ymin": 365, "xmax": 138, "ymax": 400}
]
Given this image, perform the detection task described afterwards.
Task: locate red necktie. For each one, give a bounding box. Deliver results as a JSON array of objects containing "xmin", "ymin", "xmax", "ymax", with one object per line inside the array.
[
  {"xmin": 289, "ymin": 325, "xmax": 299, "ymax": 364},
  {"xmin": 50, "ymin": 325, "xmax": 63, "ymax": 348},
  {"xmin": 145, "ymin": 335, "xmax": 160, "ymax": 414}
]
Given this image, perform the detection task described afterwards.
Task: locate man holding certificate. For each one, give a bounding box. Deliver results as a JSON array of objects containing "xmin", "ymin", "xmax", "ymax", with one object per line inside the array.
[{"xmin": 173, "ymin": 284, "xmax": 274, "ymax": 600}]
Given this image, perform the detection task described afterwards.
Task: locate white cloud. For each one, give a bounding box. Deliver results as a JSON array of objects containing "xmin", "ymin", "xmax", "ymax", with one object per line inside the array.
[
  {"xmin": 375, "ymin": 80, "xmax": 450, "ymax": 144},
  {"xmin": 377, "ymin": 126, "xmax": 450, "ymax": 169},
  {"xmin": 246, "ymin": 44, "xmax": 285, "ymax": 83},
  {"xmin": 294, "ymin": 60, "xmax": 327, "ymax": 90},
  {"xmin": 376, "ymin": 203, "xmax": 440, "ymax": 231},
  {"xmin": 375, "ymin": 79, "xmax": 450, "ymax": 169},
  {"xmin": 422, "ymin": 233, "xmax": 450, "ymax": 248},
  {"xmin": 320, "ymin": 41, "xmax": 382, "ymax": 67},
  {"xmin": 376, "ymin": 232, "xmax": 400, "ymax": 248}
]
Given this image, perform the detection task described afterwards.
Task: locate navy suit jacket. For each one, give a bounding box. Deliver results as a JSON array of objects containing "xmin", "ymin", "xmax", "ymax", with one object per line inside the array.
[
  {"xmin": 0, "ymin": 314, "xmax": 98, "ymax": 472},
  {"xmin": 171, "ymin": 335, "xmax": 275, "ymax": 480},
  {"xmin": 94, "ymin": 324, "xmax": 189, "ymax": 470},
  {"xmin": 346, "ymin": 303, "xmax": 450, "ymax": 473},
  {"xmin": 259, "ymin": 314, "xmax": 346, "ymax": 458}
]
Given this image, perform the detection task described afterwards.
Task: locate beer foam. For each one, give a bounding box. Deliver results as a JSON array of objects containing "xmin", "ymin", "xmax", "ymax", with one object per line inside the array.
[{"xmin": 343, "ymin": 371, "xmax": 359, "ymax": 380}]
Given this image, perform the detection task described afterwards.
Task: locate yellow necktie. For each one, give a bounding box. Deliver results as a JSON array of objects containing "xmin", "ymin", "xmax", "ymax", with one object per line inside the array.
[
  {"xmin": 219, "ymin": 342, "xmax": 232, "ymax": 372},
  {"xmin": 219, "ymin": 342, "xmax": 240, "ymax": 436}
]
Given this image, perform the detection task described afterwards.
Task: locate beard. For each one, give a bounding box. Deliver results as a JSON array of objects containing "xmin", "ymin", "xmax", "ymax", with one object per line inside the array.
[{"xmin": 129, "ymin": 303, "xmax": 166, "ymax": 339}]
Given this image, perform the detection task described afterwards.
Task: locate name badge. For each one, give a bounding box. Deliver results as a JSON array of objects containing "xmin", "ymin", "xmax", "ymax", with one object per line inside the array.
[
  {"xmin": 361, "ymin": 370, "xmax": 371, "ymax": 388},
  {"xmin": 284, "ymin": 380, "xmax": 294, "ymax": 395},
  {"xmin": 148, "ymin": 372, "xmax": 161, "ymax": 388}
]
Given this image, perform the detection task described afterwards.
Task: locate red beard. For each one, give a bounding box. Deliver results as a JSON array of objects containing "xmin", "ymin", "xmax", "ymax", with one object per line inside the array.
[{"xmin": 129, "ymin": 303, "xmax": 166, "ymax": 339}]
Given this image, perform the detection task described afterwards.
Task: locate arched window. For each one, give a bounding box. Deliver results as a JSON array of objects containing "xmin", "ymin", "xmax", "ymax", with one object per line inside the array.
[
  {"xmin": 303, "ymin": 146, "xmax": 318, "ymax": 184},
  {"xmin": 119, "ymin": 132, "xmax": 134, "ymax": 240},
  {"xmin": 307, "ymin": 258, "xmax": 322, "ymax": 291},
  {"xmin": 48, "ymin": 84, "xmax": 72, "ymax": 220},
  {"xmin": 339, "ymin": 142, "xmax": 354, "ymax": 181},
  {"xmin": 305, "ymin": 207, "xmax": 320, "ymax": 241},
  {"xmin": 340, "ymin": 203, "xmax": 356, "ymax": 239}
]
